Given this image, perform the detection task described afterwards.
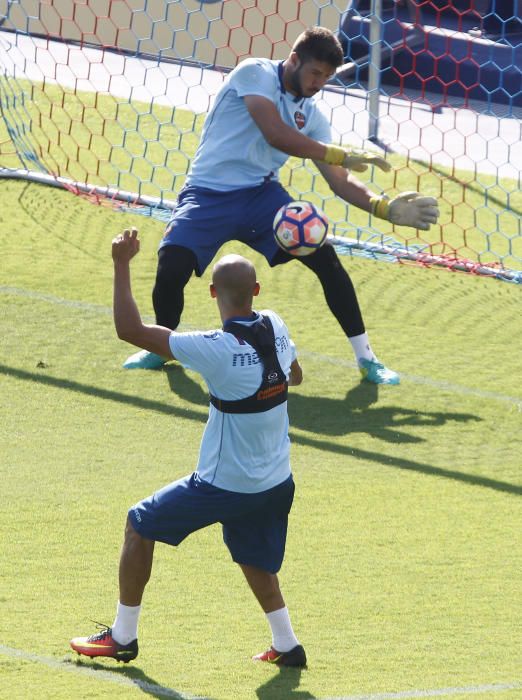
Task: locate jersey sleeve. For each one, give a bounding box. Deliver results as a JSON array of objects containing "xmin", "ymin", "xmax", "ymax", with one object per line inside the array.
[
  {"xmin": 169, "ymin": 330, "xmax": 226, "ymax": 381},
  {"xmin": 229, "ymin": 59, "xmax": 277, "ymax": 101}
]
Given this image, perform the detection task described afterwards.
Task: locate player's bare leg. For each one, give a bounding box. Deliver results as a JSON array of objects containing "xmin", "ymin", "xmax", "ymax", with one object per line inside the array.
[
  {"xmin": 117, "ymin": 518, "xmax": 155, "ymax": 604},
  {"xmin": 240, "ymin": 564, "xmax": 307, "ymax": 667},
  {"xmin": 69, "ymin": 520, "xmax": 153, "ymax": 662},
  {"xmin": 239, "ymin": 564, "xmax": 284, "ymax": 612}
]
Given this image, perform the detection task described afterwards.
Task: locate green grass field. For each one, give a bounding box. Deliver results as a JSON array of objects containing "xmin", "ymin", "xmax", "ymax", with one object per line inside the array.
[{"xmin": 1, "ymin": 178, "xmax": 521, "ymax": 700}]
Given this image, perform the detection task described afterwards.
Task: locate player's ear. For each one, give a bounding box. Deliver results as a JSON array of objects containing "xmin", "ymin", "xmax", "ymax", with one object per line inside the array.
[
  {"xmin": 288, "ymin": 51, "xmax": 300, "ymax": 69},
  {"xmin": 210, "ymin": 284, "xmax": 217, "ymax": 298},
  {"xmin": 253, "ymin": 282, "xmax": 260, "ymax": 297}
]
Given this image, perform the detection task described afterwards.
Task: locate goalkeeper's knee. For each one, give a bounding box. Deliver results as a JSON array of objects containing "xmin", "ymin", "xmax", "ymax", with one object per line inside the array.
[
  {"xmin": 300, "ymin": 241, "xmax": 340, "ymax": 273},
  {"xmin": 299, "ymin": 243, "xmax": 365, "ymax": 336}
]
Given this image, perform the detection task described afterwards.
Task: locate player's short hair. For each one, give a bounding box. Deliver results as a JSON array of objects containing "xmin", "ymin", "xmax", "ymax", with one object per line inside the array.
[{"xmin": 292, "ymin": 26, "xmax": 344, "ymax": 69}]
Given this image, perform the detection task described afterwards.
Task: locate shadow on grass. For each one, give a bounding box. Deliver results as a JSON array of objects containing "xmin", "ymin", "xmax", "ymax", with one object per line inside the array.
[
  {"xmin": 292, "ymin": 433, "xmax": 522, "ymax": 495},
  {"xmin": 71, "ymin": 657, "xmax": 215, "ymax": 699},
  {"xmin": 291, "ymin": 381, "xmax": 482, "ymax": 443},
  {"xmin": 3, "ymin": 363, "xmax": 520, "ymax": 497},
  {"xmin": 256, "ymin": 667, "xmax": 316, "ymax": 700},
  {"xmin": 164, "ymin": 364, "xmax": 481, "ymax": 445},
  {"xmin": 0, "ymin": 362, "xmax": 207, "ymax": 423},
  {"xmin": 70, "ymin": 657, "xmax": 312, "ymax": 699}
]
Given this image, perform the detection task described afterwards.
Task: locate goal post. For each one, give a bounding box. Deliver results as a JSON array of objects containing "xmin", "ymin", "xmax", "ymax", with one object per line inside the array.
[{"xmin": 0, "ymin": 0, "xmax": 521, "ymax": 282}]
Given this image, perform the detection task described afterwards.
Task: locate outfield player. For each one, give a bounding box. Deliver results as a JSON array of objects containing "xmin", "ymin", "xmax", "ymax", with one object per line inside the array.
[
  {"xmin": 123, "ymin": 26, "xmax": 439, "ymax": 384},
  {"xmin": 70, "ymin": 228, "xmax": 306, "ymax": 667}
]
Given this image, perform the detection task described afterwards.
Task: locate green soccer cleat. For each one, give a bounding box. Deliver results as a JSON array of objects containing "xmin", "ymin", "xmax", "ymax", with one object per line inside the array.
[
  {"xmin": 122, "ymin": 350, "xmax": 165, "ymax": 370},
  {"xmin": 252, "ymin": 644, "xmax": 307, "ymax": 668},
  {"xmin": 70, "ymin": 624, "xmax": 138, "ymax": 663},
  {"xmin": 359, "ymin": 358, "xmax": 400, "ymax": 385}
]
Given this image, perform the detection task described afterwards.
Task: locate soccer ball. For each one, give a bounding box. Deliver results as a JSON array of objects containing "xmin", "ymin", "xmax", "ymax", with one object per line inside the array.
[{"xmin": 273, "ymin": 201, "xmax": 328, "ymax": 256}]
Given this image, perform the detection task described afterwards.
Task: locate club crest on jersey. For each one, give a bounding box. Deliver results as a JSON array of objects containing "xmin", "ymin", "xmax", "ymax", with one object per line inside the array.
[{"xmin": 294, "ymin": 111, "xmax": 306, "ymax": 130}]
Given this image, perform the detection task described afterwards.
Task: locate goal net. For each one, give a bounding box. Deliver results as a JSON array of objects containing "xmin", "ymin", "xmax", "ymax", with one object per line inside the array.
[{"xmin": 0, "ymin": 0, "xmax": 520, "ymax": 281}]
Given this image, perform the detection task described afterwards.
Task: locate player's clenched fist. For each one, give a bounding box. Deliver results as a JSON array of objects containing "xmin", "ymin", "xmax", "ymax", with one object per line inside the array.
[
  {"xmin": 112, "ymin": 227, "xmax": 140, "ymax": 262},
  {"xmin": 370, "ymin": 191, "xmax": 439, "ymax": 231}
]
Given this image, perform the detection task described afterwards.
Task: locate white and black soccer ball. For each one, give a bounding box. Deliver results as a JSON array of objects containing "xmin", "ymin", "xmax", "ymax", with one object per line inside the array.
[{"xmin": 273, "ymin": 201, "xmax": 328, "ymax": 256}]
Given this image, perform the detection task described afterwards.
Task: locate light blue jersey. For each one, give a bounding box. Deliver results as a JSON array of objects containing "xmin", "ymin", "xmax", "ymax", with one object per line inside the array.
[
  {"xmin": 187, "ymin": 58, "xmax": 332, "ymax": 191},
  {"xmin": 169, "ymin": 310, "xmax": 297, "ymax": 493}
]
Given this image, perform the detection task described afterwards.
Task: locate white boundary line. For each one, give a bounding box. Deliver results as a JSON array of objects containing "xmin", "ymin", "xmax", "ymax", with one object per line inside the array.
[
  {"xmin": 2, "ymin": 284, "xmax": 521, "ymax": 410},
  {"xmin": 0, "ymin": 644, "xmax": 205, "ymax": 699},
  {"xmin": 1, "ymin": 643, "xmax": 521, "ymax": 700}
]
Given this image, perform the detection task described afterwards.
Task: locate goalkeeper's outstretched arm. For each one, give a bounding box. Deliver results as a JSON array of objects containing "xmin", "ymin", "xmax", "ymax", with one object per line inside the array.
[
  {"xmin": 244, "ymin": 96, "xmax": 438, "ymax": 230},
  {"xmin": 315, "ymin": 161, "xmax": 440, "ymax": 231},
  {"xmin": 244, "ymin": 95, "xmax": 390, "ymax": 173}
]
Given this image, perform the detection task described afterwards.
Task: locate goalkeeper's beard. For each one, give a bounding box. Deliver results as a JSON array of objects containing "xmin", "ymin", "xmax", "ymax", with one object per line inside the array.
[{"xmin": 289, "ymin": 66, "xmax": 317, "ymax": 99}]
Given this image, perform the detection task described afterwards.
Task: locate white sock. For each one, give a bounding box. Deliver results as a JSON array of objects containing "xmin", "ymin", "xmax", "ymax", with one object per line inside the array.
[
  {"xmin": 266, "ymin": 607, "xmax": 299, "ymax": 652},
  {"xmin": 349, "ymin": 332, "xmax": 377, "ymax": 365},
  {"xmin": 112, "ymin": 602, "xmax": 141, "ymax": 645}
]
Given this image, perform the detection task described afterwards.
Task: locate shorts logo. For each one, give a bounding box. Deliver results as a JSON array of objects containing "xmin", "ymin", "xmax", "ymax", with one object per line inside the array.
[
  {"xmin": 133, "ymin": 508, "xmax": 142, "ymax": 523},
  {"xmin": 268, "ymin": 371, "xmax": 279, "ymax": 383},
  {"xmin": 294, "ymin": 111, "xmax": 306, "ymax": 129}
]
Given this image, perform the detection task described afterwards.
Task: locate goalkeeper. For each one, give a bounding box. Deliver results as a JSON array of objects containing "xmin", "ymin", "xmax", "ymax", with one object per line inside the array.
[{"xmin": 124, "ymin": 26, "xmax": 439, "ymax": 384}]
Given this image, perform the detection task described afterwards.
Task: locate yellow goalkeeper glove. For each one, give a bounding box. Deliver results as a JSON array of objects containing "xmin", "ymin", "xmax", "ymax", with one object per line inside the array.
[
  {"xmin": 323, "ymin": 144, "xmax": 392, "ymax": 173},
  {"xmin": 370, "ymin": 191, "xmax": 439, "ymax": 230}
]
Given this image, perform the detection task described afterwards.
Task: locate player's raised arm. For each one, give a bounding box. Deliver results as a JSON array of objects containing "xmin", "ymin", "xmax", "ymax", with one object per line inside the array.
[{"xmin": 112, "ymin": 228, "xmax": 175, "ymax": 361}]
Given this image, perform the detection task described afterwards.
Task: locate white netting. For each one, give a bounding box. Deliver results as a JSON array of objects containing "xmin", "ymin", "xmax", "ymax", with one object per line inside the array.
[{"xmin": 0, "ymin": 0, "xmax": 521, "ymax": 281}]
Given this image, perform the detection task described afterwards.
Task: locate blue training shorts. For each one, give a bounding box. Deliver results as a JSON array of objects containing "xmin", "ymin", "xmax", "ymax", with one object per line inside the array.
[
  {"xmin": 159, "ymin": 181, "xmax": 293, "ymax": 275},
  {"xmin": 128, "ymin": 473, "xmax": 295, "ymax": 574}
]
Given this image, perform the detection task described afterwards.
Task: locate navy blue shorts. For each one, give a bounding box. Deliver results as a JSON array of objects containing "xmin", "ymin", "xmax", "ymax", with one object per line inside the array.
[
  {"xmin": 159, "ymin": 181, "xmax": 293, "ymax": 275},
  {"xmin": 128, "ymin": 474, "xmax": 295, "ymax": 574}
]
